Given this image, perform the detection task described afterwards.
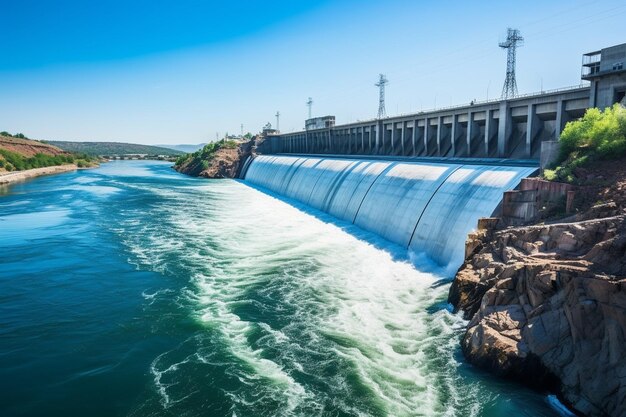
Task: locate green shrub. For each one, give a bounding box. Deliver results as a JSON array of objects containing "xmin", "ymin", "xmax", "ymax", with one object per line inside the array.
[
  {"xmin": 547, "ymin": 104, "xmax": 626, "ymax": 183},
  {"xmin": 0, "ymin": 149, "xmax": 96, "ymax": 171},
  {"xmin": 174, "ymin": 140, "xmax": 240, "ymax": 169}
]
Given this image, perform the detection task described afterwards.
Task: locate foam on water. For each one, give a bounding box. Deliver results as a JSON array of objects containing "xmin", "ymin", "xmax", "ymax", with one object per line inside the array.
[
  {"xmin": 0, "ymin": 161, "xmax": 561, "ymax": 417},
  {"xmin": 115, "ymin": 175, "xmax": 496, "ymax": 416}
]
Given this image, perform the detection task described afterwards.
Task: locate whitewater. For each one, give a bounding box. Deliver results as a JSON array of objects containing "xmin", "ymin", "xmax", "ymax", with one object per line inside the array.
[{"xmin": 0, "ymin": 161, "xmax": 561, "ymax": 416}]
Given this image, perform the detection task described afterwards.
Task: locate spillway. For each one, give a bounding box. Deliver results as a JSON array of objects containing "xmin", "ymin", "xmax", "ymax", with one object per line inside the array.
[{"xmin": 244, "ymin": 155, "xmax": 537, "ymax": 267}]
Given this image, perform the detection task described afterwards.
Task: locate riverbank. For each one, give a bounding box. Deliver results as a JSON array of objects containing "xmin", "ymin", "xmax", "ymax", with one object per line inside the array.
[
  {"xmin": 0, "ymin": 164, "xmax": 81, "ymax": 185},
  {"xmin": 449, "ymin": 156, "xmax": 626, "ymax": 417},
  {"xmin": 174, "ymin": 139, "xmax": 254, "ymax": 178}
]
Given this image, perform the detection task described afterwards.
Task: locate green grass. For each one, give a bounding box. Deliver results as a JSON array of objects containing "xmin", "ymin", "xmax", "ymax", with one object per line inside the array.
[{"xmin": 544, "ymin": 104, "xmax": 626, "ymax": 183}]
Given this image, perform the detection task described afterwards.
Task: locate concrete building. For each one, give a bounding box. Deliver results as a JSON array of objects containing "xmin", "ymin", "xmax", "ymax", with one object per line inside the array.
[
  {"xmin": 305, "ymin": 116, "xmax": 336, "ymax": 131},
  {"xmin": 582, "ymin": 43, "xmax": 626, "ymax": 109},
  {"xmin": 262, "ymin": 122, "xmax": 279, "ymax": 137},
  {"xmin": 259, "ymin": 43, "xmax": 626, "ymax": 161}
]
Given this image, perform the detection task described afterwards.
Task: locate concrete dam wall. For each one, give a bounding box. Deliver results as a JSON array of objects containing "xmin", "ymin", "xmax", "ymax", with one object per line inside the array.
[{"xmin": 244, "ymin": 155, "xmax": 537, "ymax": 267}]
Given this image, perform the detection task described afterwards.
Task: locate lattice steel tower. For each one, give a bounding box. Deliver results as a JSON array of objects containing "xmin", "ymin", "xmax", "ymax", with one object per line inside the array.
[
  {"xmin": 306, "ymin": 97, "xmax": 313, "ymax": 119},
  {"xmin": 275, "ymin": 111, "xmax": 280, "ymax": 131},
  {"xmin": 499, "ymin": 28, "xmax": 523, "ymax": 99},
  {"xmin": 375, "ymin": 74, "xmax": 388, "ymax": 119}
]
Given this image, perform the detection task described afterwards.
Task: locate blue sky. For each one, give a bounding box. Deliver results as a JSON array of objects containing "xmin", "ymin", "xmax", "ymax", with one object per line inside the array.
[{"xmin": 1, "ymin": 0, "xmax": 625, "ymax": 144}]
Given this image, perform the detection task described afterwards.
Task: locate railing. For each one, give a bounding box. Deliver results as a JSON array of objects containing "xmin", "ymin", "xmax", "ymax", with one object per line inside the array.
[{"xmin": 279, "ymin": 84, "xmax": 590, "ymax": 135}]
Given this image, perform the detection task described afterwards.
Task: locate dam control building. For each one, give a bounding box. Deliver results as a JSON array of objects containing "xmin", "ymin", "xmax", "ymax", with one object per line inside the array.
[{"xmin": 259, "ymin": 42, "xmax": 626, "ymax": 162}]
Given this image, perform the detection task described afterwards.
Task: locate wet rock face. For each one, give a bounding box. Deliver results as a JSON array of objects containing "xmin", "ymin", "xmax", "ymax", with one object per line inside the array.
[{"xmin": 450, "ymin": 215, "xmax": 626, "ymax": 417}]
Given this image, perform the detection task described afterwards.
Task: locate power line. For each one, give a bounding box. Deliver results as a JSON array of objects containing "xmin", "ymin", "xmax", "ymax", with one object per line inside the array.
[
  {"xmin": 375, "ymin": 74, "xmax": 388, "ymax": 119},
  {"xmin": 500, "ymin": 28, "xmax": 523, "ymax": 99}
]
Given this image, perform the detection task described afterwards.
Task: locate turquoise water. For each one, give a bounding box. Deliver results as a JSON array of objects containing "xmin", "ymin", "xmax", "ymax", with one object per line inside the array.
[{"xmin": 0, "ymin": 161, "xmax": 560, "ymax": 417}]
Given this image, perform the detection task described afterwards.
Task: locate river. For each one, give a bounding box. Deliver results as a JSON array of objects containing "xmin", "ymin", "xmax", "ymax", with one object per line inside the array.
[{"xmin": 0, "ymin": 160, "xmax": 562, "ymax": 417}]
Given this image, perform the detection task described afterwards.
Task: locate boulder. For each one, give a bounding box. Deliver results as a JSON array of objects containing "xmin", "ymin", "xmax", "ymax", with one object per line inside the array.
[{"xmin": 450, "ymin": 215, "xmax": 626, "ymax": 417}]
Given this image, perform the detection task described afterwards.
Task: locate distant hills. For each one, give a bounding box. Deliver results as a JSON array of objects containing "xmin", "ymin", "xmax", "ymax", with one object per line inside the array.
[
  {"xmin": 48, "ymin": 141, "xmax": 184, "ymax": 156},
  {"xmin": 158, "ymin": 143, "xmax": 207, "ymax": 153}
]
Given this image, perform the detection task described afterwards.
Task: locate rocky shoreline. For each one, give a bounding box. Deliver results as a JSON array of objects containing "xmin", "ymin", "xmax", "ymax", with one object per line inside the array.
[
  {"xmin": 450, "ymin": 200, "xmax": 626, "ymax": 415},
  {"xmin": 0, "ymin": 164, "xmax": 81, "ymax": 185}
]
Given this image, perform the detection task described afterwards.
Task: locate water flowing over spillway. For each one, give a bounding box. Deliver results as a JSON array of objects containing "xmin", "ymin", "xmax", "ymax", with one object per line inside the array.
[
  {"xmin": 244, "ymin": 155, "xmax": 537, "ymax": 267},
  {"xmin": 0, "ymin": 161, "xmax": 561, "ymax": 417}
]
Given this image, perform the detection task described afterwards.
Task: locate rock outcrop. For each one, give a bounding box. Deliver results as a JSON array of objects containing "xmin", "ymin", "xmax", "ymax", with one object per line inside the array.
[
  {"xmin": 174, "ymin": 139, "xmax": 254, "ymax": 179},
  {"xmin": 450, "ymin": 212, "xmax": 626, "ymax": 416}
]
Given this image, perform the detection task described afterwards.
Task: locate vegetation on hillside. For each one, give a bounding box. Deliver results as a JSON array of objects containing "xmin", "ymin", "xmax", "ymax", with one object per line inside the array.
[
  {"xmin": 545, "ymin": 104, "xmax": 626, "ymax": 183},
  {"xmin": 175, "ymin": 140, "xmax": 238, "ymax": 169},
  {"xmin": 0, "ymin": 131, "xmax": 29, "ymax": 139},
  {"xmin": 48, "ymin": 141, "xmax": 184, "ymax": 157},
  {"xmin": 0, "ymin": 148, "xmax": 95, "ymax": 172}
]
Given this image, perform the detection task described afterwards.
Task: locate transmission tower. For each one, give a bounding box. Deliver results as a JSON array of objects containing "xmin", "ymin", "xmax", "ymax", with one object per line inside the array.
[
  {"xmin": 499, "ymin": 28, "xmax": 523, "ymax": 99},
  {"xmin": 375, "ymin": 74, "xmax": 388, "ymax": 119},
  {"xmin": 275, "ymin": 111, "xmax": 280, "ymax": 131},
  {"xmin": 306, "ymin": 97, "xmax": 313, "ymax": 119}
]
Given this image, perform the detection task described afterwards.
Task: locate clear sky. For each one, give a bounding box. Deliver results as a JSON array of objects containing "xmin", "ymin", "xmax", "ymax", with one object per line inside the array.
[{"xmin": 1, "ymin": 0, "xmax": 625, "ymax": 144}]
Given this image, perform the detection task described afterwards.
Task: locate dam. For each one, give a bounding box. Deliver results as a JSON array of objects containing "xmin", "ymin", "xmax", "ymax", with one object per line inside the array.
[
  {"xmin": 243, "ymin": 155, "xmax": 536, "ymax": 267},
  {"xmin": 242, "ymin": 43, "xmax": 626, "ymax": 266},
  {"xmin": 258, "ymin": 43, "xmax": 626, "ymax": 161}
]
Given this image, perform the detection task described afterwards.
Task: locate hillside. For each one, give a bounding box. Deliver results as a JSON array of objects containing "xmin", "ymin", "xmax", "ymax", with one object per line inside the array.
[
  {"xmin": 49, "ymin": 141, "xmax": 184, "ymax": 156},
  {"xmin": 158, "ymin": 143, "xmax": 207, "ymax": 153},
  {"xmin": 1, "ymin": 135, "xmax": 67, "ymax": 158},
  {"xmin": 0, "ymin": 134, "xmax": 97, "ymax": 174},
  {"xmin": 174, "ymin": 140, "xmax": 254, "ymax": 178}
]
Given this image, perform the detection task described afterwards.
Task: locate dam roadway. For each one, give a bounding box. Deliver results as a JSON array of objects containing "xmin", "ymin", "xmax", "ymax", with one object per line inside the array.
[{"xmin": 260, "ymin": 86, "xmax": 590, "ymax": 160}]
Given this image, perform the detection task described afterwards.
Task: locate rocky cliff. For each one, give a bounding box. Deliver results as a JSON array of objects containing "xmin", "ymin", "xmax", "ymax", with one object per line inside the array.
[
  {"xmin": 174, "ymin": 139, "xmax": 254, "ymax": 179},
  {"xmin": 450, "ymin": 206, "xmax": 626, "ymax": 416}
]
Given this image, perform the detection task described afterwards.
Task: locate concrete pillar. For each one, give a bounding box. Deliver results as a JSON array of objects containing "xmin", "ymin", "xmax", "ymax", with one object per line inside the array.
[
  {"xmin": 484, "ymin": 110, "xmax": 491, "ymax": 156},
  {"xmin": 437, "ymin": 116, "xmax": 443, "ymax": 156},
  {"xmin": 401, "ymin": 123, "xmax": 405, "ymax": 156},
  {"xmin": 390, "ymin": 124, "xmax": 395, "ymax": 154},
  {"xmin": 466, "ymin": 112, "xmax": 474, "ymax": 154},
  {"xmin": 450, "ymin": 114, "xmax": 458, "ymax": 157},
  {"xmin": 424, "ymin": 117, "xmax": 429, "ymax": 156},
  {"xmin": 328, "ymin": 129, "xmax": 333, "ymax": 153},
  {"xmin": 412, "ymin": 121, "xmax": 417, "ymax": 156},
  {"xmin": 376, "ymin": 121, "xmax": 382, "ymax": 153},
  {"xmin": 497, "ymin": 101, "xmax": 511, "ymax": 157},
  {"xmin": 526, "ymin": 104, "xmax": 540, "ymax": 158},
  {"xmin": 589, "ymin": 81, "xmax": 598, "ymax": 108},
  {"xmin": 360, "ymin": 127, "xmax": 364, "ymax": 153},
  {"xmin": 347, "ymin": 129, "xmax": 350, "ymax": 153},
  {"xmin": 555, "ymin": 100, "xmax": 567, "ymax": 139}
]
